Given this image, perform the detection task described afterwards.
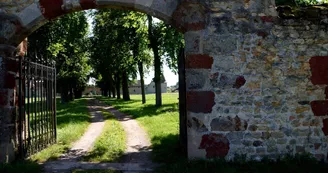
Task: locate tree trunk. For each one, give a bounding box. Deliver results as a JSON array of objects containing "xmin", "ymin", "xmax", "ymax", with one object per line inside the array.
[
  {"xmin": 138, "ymin": 61, "xmax": 146, "ymax": 104},
  {"xmin": 107, "ymin": 81, "xmax": 112, "ymax": 98},
  {"xmin": 61, "ymin": 84, "xmax": 69, "ymax": 103},
  {"xmin": 147, "ymin": 15, "xmax": 162, "ymax": 106},
  {"xmin": 109, "ymin": 74, "xmax": 115, "ymax": 98},
  {"xmin": 122, "ymin": 71, "xmax": 130, "ymax": 101},
  {"xmin": 103, "ymin": 89, "xmax": 108, "ymax": 97},
  {"xmin": 116, "ymin": 72, "xmax": 121, "ymax": 99},
  {"xmin": 111, "ymin": 76, "xmax": 116, "ymax": 98},
  {"xmin": 74, "ymin": 88, "xmax": 83, "ymax": 99},
  {"xmin": 69, "ymin": 84, "xmax": 74, "ymax": 101}
]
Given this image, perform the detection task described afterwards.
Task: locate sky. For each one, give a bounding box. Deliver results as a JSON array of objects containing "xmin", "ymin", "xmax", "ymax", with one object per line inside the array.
[{"xmin": 86, "ymin": 12, "xmax": 178, "ymax": 87}]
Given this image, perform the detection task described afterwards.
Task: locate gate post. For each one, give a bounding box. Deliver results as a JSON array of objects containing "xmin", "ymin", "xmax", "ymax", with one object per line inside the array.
[{"xmin": 0, "ymin": 44, "xmax": 17, "ymax": 163}]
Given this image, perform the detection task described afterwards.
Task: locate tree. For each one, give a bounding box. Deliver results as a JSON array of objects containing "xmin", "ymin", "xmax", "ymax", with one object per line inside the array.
[
  {"xmin": 90, "ymin": 9, "xmax": 152, "ymax": 102},
  {"xmin": 28, "ymin": 11, "xmax": 91, "ymax": 102},
  {"xmin": 148, "ymin": 15, "xmax": 162, "ymax": 106},
  {"xmin": 147, "ymin": 15, "xmax": 184, "ymax": 107},
  {"xmin": 276, "ymin": 0, "xmax": 328, "ymax": 6}
]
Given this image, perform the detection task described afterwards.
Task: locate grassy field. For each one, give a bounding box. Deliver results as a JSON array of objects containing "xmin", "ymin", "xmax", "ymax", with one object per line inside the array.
[
  {"xmin": 83, "ymin": 111, "xmax": 126, "ymax": 162},
  {"xmin": 31, "ymin": 98, "xmax": 91, "ymax": 162},
  {"xmin": 97, "ymin": 93, "xmax": 181, "ymax": 163}
]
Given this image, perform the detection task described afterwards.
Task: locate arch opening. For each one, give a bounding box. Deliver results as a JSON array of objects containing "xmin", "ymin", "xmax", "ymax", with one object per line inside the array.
[{"xmin": 8, "ymin": 1, "xmax": 188, "ymax": 163}]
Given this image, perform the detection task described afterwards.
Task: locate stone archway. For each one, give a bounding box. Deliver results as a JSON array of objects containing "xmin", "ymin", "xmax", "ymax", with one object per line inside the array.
[
  {"xmin": 2, "ymin": 0, "xmax": 328, "ymax": 164},
  {"xmin": 0, "ymin": 0, "xmax": 208, "ymax": 46},
  {"xmin": 0, "ymin": 0, "xmax": 207, "ymax": 163}
]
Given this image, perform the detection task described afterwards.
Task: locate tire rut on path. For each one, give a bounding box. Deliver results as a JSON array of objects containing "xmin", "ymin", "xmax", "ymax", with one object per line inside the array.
[
  {"xmin": 42, "ymin": 98, "xmax": 155, "ymax": 173},
  {"xmin": 99, "ymin": 101, "xmax": 152, "ymax": 164}
]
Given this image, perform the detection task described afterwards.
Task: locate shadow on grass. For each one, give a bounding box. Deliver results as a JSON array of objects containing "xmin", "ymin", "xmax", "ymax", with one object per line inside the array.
[
  {"xmin": 97, "ymin": 97, "xmax": 178, "ymax": 118},
  {"xmin": 82, "ymin": 146, "xmax": 125, "ymax": 163},
  {"xmin": 0, "ymin": 160, "xmax": 42, "ymax": 173},
  {"xmin": 151, "ymin": 134, "xmax": 183, "ymax": 163},
  {"xmin": 56, "ymin": 98, "xmax": 90, "ymax": 127}
]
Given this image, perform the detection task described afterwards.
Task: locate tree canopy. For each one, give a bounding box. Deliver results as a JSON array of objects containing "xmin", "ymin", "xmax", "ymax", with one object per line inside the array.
[{"xmin": 28, "ymin": 11, "xmax": 91, "ymax": 102}]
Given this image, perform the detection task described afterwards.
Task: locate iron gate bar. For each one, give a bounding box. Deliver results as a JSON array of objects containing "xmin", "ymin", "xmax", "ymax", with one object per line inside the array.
[
  {"xmin": 18, "ymin": 56, "xmax": 23, "ymax": 157},
  {"xmin": 18, "ymin": 57, "xmax": 57, "ymax": 158}
]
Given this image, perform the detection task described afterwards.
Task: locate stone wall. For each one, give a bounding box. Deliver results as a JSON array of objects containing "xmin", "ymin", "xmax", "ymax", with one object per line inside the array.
[
  {"xmin": 0, "ymin": 45, "xmax": 18, "ymax": 163},
  {"xmin": 186, "ymin": 2, "xmax": 328, "ymax": 161}
]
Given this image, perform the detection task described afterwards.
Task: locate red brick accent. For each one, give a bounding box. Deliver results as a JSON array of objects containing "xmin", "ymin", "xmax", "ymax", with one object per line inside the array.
[
  {"xmin": 186, "ymin": 22, "xmax": 206, "ymax": 32},
  {"xmin": 257, "ymin": 31, "xmax": 268, "ymax": 38},
  {"xmin": 4, "ymin": 73, "xmax": 16, "ymax": 89},
  {"xmin": 0, "ymin": 90, "xmax": 8, "ymax": 106},
  {"xmin": 5, "ymin": 59, "xmax": 18, "ymax": 72},
  {"xmin": 39, "ymin": 0, "xmax": 65, "ymax": 20},
  {"xmin": 311, "ymin": 101, "xmax": 328, "ymax": 116},
  {"xmin": 233, "ymin": 76, "xmax": 246, "ymax": 89},
  {"xmin": 186, "ymin": 91, "xmax": 215, "ymax": 113},
  {"xmin": 309, "ymin": 56, "xmax": 328, "ymax": 85},
  {"xmin": 186, "ymin": 54, "xmax": 213, "ymax": 69},
  {"xmin": 314, "ymin": 143, "xmax": 321, "ymax": 150},
  {"xmin": 261, "ymin": 16, "xmax": 274, "ymax": 23},
  {"xmin": 199, "ymin": 133, "xmax": 230, "ymax": 159},
  {"xmin": 80, "ymin": 0, "xmax": 97, "ymax": 9},
  {"xmin": 323, "ymin": 119, "xmax": 328, "ymax": 136}
]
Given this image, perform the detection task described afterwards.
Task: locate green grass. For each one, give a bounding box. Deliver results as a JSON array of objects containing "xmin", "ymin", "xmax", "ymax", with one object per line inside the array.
[
  {"xmin": 30, "ymin": 98, "xmax": 90, "ymax": 162},
  {"xmin": 83, "ymin": 111, "xmax": 126, "ymax": 162},
  {"xmin": 97, "ymin": 93, "xmax": 181, "ymax": 163}
]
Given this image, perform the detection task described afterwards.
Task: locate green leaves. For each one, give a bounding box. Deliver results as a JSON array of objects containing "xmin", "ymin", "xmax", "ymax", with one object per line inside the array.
[
  {"xmin": 28, "ymin": 11, "xmax": 91, "ymax": 97},
  {"xmin": 276, "ymin": 0, "xmax": 328, "ymax": 6}
]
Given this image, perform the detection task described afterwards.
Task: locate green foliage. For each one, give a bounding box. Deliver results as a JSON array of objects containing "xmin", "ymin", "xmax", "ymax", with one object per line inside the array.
[
  {"xmin": 28, "ymin": 12, "xmax": 91, "ymax": 101},
  {"xmin": 276, "ymin": 0, "xmax": 328, "ymax": 6},
  {"xmin": 90, "ymin": 9, "xmax": 149, "ymax": 93}
]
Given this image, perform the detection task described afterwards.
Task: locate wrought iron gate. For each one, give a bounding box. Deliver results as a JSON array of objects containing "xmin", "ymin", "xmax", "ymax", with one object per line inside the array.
[{"xmin": 18, "ymin": 56, "xmax": 57, "ymax": 157}]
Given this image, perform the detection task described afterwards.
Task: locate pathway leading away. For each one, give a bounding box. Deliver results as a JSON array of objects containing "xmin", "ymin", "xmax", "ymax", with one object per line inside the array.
[{"xmin": 42, "ymin": 98, "xmax": 155, "ymax": 173}]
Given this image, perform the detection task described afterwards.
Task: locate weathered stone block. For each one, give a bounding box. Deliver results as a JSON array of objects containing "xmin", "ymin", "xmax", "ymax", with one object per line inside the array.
[
  {"xmin": 253, "ymin": 140, "xmax": 263, "ymax": 147},
  {"xmin": 211, "ymin": 116, "xmax": 248, "ymax": 131},
  {"xmin": 191, "ymin": 117, "xmax": 208, "ymax": 133},
  {"xmin": 322, "ymin": 119, "xmax": 328, "ymax": 136},
  {"xmin": 270, "ymin": 132, "xmax": 284, "ymax": 138},
  {"xmin": 186, "ymin": 70, "xmax": 208, "ymax": 90}
]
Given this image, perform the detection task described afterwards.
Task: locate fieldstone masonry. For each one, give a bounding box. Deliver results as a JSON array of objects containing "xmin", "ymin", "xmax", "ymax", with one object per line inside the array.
[{"xmin": 1, "ymin": 0, "xmax": 328, "ymax": 162}]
